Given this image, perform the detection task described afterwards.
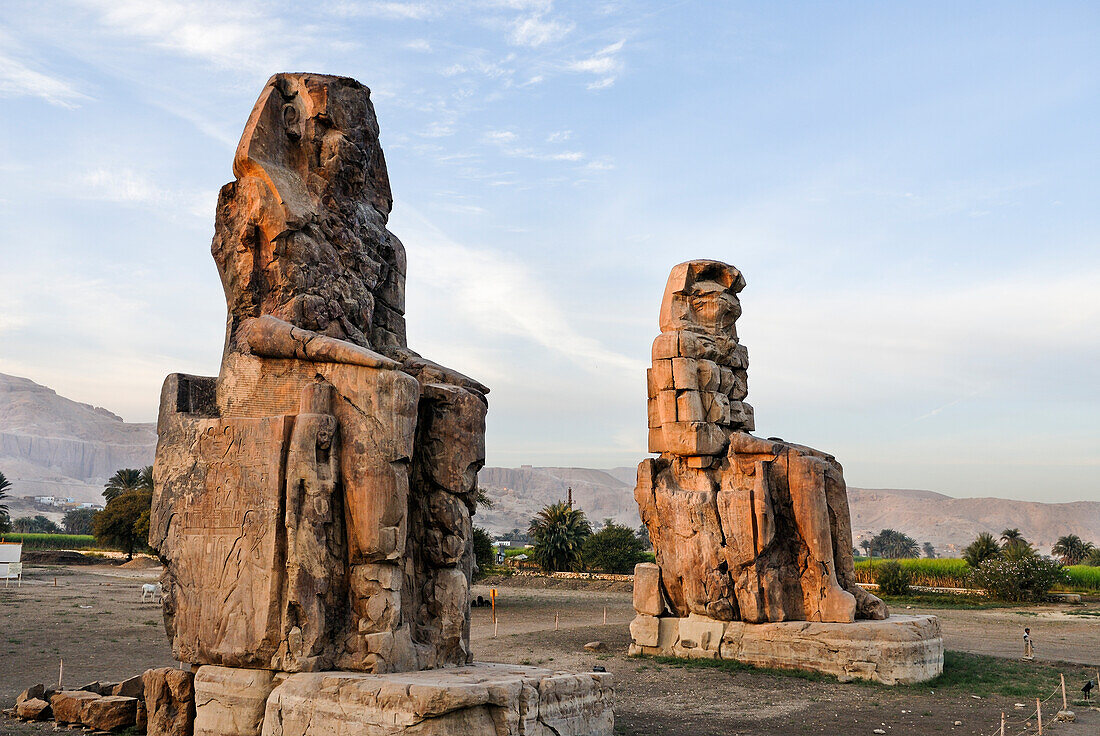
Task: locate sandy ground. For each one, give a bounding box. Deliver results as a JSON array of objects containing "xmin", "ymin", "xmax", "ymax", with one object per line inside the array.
[{"xmin": 2, "ymin": 566, "xmax": 1099, "ymax": 736}]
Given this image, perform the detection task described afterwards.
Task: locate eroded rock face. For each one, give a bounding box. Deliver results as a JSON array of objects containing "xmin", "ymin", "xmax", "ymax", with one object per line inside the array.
[
  {"xmin": 151, "ymin": 73, "xmax": 488, "ymax": 675},
  {"xmin": 144, "ymin": 668, "xmax": 196, "ymax": 736},
  {"xmin": 636, "ymin": 261, "xmax": 887, "ymax": 624}
]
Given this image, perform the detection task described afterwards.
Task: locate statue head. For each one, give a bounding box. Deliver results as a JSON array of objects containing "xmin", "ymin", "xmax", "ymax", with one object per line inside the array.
[
  {"xmin": 213, "ymin": 73, "xmax": 408, "ymax": 353},
  {"xmin": 659, "ymin": 260, "xmax": 745, "ymax": 335}
]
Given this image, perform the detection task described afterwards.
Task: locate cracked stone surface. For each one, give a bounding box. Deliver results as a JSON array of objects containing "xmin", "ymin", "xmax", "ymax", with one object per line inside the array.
[
  {"xmin": 260, "ymin": 664, "xmax": 614, "ymax": 736},
  {"xmin": 636, "ymin": 261, "xmax": 888, "ymax": 624},
  {"xmin": 151, "ymin": 73, "xmax": 488, "ymax": 675},
  {"xmin": 627, "ymin": 613, "xmax": 945, "ymax": 685}
]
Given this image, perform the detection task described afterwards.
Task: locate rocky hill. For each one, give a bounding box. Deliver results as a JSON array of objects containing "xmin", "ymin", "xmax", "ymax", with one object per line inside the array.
[
  {"xmin": 0, "ymin": 373, "xmax": 156, "ymax": 504},
  {"xmin": 2, "ymin": 374, "xmax": 1096, "ymax": 555},
  {"xmin": 476, "ymin": 466, "xmax": 1100, "ymax": 555}
]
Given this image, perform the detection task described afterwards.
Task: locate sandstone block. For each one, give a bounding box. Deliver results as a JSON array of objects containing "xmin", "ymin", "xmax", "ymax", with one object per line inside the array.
[
  {"xmin": 261, "ymin": 664, "xmax": 613, "ymax": 736},
  {"xmin": 651, "ymin": 333, "xmax": 679, "ymax": 360},
  {"xmin": 15, "ymin": 684, "xmax": 44, "ymax": 706},
  {"xmin": 629, "ymin": 615, "xmax": 659, "ymax": 647},
  {"xmin": 15, "ymin": 698, "xmax": 51, "ymax": 721},
  {"xmin": 111, "ymin": 675, "xmax": 145, "ymax": 699},
  {"xmin": 84, "ymin": 695, "xmax": 139, "ymax": 732},
  {"xmin": 144, "ymin": 668, "xmax": 195, "ymax": 736},
  {"xmin": 671, "ymin": 358, "xmax": 698, "ymax": 389},
  {"xmin": 632, "ymin": 563, "xmax": 664, "ymax": 616},
  {"xmin": 195, "ymin": 666, "xmax": 277, "ymax": 736},
  {"xmin": 651, "ymin": 359, "xmax": 674, "ymax": 391},
  {"xmin": 697, "ymin": 359, "xmax": 721, "ymax": 391},
  {"xmin": 662, "ymin": 421, "xmax": 728, "ymax": 456},
  {"xmin": 675, "ymin": 390, "xmax": 705, "ymax": 422},
  {"xmin": 50, "ymin": 690, "xmax": 100, "ymax": 724}
]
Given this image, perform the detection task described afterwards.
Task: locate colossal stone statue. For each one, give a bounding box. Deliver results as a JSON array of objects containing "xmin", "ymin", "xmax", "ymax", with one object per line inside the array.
[
  {"xmin": 631, "ymin": 260, "xmax": 943, "ymax": 684},
  {"xmin": 153, "ymin": 73, "xmax": 484, "ymax": 675},
  {"xmin": 150, "ymin": 74, "xmax": 612, "ymax": 735}
]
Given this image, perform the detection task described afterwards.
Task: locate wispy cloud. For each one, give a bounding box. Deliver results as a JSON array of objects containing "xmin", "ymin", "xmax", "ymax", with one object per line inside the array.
[
  {"xmin": 566, "ymin": 39, "xmax": 626, "ymax": 89},
  {"xmin": 510, "ymin": 11, "xmax": 573, "ymax": 48},
  {"xmin": 484, "ymin": 130, "xmax": 585, "ymax": 162},
  {"xmin": 335, "ymin": 1, "xmax": 435, "ymax": 19},
  {"xmin": 76, "ymin": 0, "xmax": 305, "ymax": 74},
  {"xmin": 0, "ymin": 43, "xmax": 87, "ymax": 108},
  {"xmin": 395, "ymin": 206, "xmax": 643, "ymax": 373}
]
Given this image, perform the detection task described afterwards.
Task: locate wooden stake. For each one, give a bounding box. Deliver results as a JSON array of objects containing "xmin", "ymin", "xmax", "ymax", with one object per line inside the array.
[
  {"xmin": 494, "ymin": 620, "xmax": 498, "ymax": 638},
  {"xmin": 1037, "ymin": 697, "xmax": 1042, "ymax": 735},
  {"xmin": 1061, "ymin": 673, "xmax": 1068, "ymax": 710},
  {"xmin": 58, "ymin": 659, "xmax": 63, "ymax": 690},
  {"xmin": 603, "ymin": 606, "xmax": 607, "ymax": 624},
  {"xmin": 554, "ymin": 612, "xmax": 559, "ymax": 630},
  {"xmin": 1000, "ymin": 711, "xmax": 1005, "ymax": 736},
  {"xmin": 53, "ymin": 576, "xmax": 57, "ymax": 587}
]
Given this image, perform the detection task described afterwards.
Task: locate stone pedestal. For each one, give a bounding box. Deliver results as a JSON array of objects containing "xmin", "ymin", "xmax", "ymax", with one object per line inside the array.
[
  {"xmin": 628, "ymin": 613, "xmax": 943, "ymax": 685},
  {"xmin": 191, "ymin": 663, "xmax": 613, "ymax": 736}
]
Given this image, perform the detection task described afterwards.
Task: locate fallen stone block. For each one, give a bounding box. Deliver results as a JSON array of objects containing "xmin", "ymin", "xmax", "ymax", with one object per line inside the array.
[
  {"xmin": 50, "ymin": 690, "xmax": 101, "ymax": 724},
  {"xmin": 15, "ymin": 697, "xmax": 51, "ymax": 721},
  {"xmin": 84, "ymin": 695, "xmax": 139, "ymax": 732}
]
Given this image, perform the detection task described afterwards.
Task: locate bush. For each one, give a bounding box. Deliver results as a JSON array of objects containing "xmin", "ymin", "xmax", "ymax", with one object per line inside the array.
[
  {"xmin": 874, "ymin": 560, "xmax": 912, "ymax": 596},
  {"xmin": 970, "ymin": 555, "xmax": 1067, "ymax": 602},
  {"xmin": 581, "ymin": 521, "xmax": 646, "ymax": 574},
  {"xmin": 853, "ymin": 558, "xmax": 969, "ymax": 588},
  {"xmin": 93, "ymin": 490, "xmax": 152, "ymax": 560}
]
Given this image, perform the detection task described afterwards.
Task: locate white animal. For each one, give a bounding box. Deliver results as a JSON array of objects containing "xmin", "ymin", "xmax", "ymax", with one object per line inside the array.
[{"xmin": 141, "ymin": 583, "xmax": 161, "ymax": 602}]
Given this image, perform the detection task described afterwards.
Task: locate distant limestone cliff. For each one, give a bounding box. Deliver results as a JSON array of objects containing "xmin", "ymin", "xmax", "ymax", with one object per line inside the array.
[{"xmin": 0, "ymin": 373, "xmax": 156, "ymax": 503}]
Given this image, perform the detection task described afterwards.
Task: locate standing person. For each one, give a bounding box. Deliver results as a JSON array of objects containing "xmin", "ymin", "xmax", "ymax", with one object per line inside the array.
[{"xmin": 1023, "ymin": 627, "xmax": 1034, "ymax": 660}]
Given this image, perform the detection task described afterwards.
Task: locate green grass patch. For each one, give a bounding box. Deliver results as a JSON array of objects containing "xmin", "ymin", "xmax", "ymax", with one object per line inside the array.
[
  {"xmin": 637, "ymin": 650, "xmax": 1094, "ymax": 700},
  {"xmin": 879, "ymin": 592, "xmax": 1011, "ymax": 610},
  {"xmin": 0, "ymin": 533, "xmax": 103, "ymax": 550},
  {"xmin": 911, "ymin": 651, "xmax": 1094, "ymax": 699}
]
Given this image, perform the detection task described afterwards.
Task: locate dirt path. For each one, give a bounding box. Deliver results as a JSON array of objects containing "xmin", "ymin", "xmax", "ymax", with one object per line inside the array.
[{"xmin": 2, "ymin": 569, "xmax": 1099, "ymax": 736}]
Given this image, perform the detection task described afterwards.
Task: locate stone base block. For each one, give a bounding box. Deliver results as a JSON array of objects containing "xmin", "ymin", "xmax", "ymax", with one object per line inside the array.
[
  {"xmin": 195, "ymin": 666, "xmax": 278, "ymax": 736},
  {"xmin": 260, "ymin": 663, "xmax": 614, "ymax": 736},
  {"xmin": 628, "ymin": 613, "xmax": 943, "ymax": 685}
]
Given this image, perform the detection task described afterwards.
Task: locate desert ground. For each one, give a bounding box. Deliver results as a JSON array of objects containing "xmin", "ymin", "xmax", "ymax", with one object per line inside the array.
[{"xmin": 2, "ymin": 563, "xmax": 1099, "ymax": 736}]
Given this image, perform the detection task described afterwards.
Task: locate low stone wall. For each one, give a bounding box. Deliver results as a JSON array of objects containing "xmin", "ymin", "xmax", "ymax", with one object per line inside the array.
[
  {"xmin": 628, "ymin": 613, "xmax": 944, "ymax": 685},
  {"xmin": 505, "ymin": 569, "xmax": 636, "ymax": 583}
]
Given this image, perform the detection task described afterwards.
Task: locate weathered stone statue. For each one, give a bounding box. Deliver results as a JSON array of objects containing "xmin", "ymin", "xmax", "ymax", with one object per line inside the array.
[
  {"xmin": 631, "ymin": 260, "xmax": 944, "ymax": 684},
  {"xmin": 151, "ymin": 73, "xmax": 611, "ymax": 736}
]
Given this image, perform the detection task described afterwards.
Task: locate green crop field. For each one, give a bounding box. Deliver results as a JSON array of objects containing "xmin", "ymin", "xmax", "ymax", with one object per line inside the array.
[
  {"xmin": 854, "ymin": 558, "xmax": 1100, "ymax": 593},
  {"xmin": 0, "ymin": 533, "xmax": 102, "ymax": 550},
  {"xmin": 1064, "ymin": 565, "xmax": 1100, "ymax": 592},
  {"xmin": 854, "ymin": 558, "xmax": 970, "ymax": 588}
]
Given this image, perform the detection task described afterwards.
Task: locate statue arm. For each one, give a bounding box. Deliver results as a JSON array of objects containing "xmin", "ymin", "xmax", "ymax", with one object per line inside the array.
[{"xmin": 242, "ymin": 315, "xmax": 400, "ymax": 370}]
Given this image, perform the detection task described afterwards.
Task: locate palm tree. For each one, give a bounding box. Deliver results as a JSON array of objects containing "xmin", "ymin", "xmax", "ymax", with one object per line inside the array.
[
  {"xmin": 859, "ymin": 539, "xmax": 873, "ymax": 557},
  {"xmin": 922, "ymin": 542, "xmax": 936, "ymax": 559},
  {"xmin": 1051, "ymin": 534, "xmax": 1095, "ymax": 566},
  {"xmin": 104, "ymin": 468, "xmax": 144, "ymax": 503},
  {"xmin": 870, "ymin": 529, "xmax": 920, "ymax": 559},
  {"xmin": 139, "ymin": 466, "xmax": 155, "ymax": 491},
  {"xmin": 1000, "ymin": 528, "xmax": 1030, "ymax": 550},
  {"xmin": 528, "ymin": 501, "xmax": 592, "ymax": 572},
  {"xmin": 963, "ymin": 532, "xmax": 1000, "ymax": 567},
  {"xmin": 1084, "ymin": 548, "xmax": 1100, "ymax": 567},
  {"xmin": 0, "ymin": 471, "xmax": 11, "ymax": 514}
]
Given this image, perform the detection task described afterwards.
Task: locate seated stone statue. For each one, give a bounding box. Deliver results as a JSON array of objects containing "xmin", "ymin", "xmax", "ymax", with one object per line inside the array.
[
  {"xmin": 152, "ymin": 73, "xmax": 488, "ymax": 674},
  {"xmin": 637, "ymin": 260, "xmax": 886, "ymax": 623}
]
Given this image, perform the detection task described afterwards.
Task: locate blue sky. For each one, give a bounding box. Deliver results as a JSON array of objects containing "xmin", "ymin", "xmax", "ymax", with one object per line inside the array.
[{"xmin": 1, "ymin": 1, "xmax": 1097, "ymax": 502}]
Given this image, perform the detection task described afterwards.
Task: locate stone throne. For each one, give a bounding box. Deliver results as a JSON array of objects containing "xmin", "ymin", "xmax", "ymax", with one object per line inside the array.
[
  {"xmin": 151, "ymin": 73, "xmax": 612, "ymax": 736},
  {"xmin": 629, "ymin": 260, "xmax": 944, "ymax": 684}
]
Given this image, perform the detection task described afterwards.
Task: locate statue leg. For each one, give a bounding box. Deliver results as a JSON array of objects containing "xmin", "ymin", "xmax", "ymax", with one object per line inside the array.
[{"xmin": 788, "ymin": 452, "xmax": 855, "ymax": 623}]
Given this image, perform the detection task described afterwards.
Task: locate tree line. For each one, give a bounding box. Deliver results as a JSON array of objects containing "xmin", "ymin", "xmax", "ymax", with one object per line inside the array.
[{"xmin": 0, "ymin": 468, "xmax": 153, "ymax": 559}]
